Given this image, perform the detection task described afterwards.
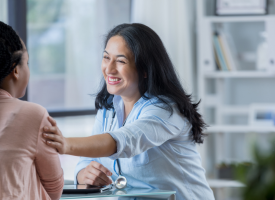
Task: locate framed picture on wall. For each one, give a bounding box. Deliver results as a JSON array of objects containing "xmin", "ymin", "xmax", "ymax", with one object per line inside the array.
[{"xmin": 216, "ymin": 0, "xmax": 268, "ymax": 16}]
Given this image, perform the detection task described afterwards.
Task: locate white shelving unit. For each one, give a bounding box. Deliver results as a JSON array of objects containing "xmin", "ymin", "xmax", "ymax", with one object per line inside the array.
[{"xmin": 196, "ymin": 0, "xmax": 275, "ymax": 181}]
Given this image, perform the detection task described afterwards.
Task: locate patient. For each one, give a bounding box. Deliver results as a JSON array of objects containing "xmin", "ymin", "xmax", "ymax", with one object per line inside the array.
[{"xmin": 0, "ymin": 21, "xmax": 64, "ymax": 199}]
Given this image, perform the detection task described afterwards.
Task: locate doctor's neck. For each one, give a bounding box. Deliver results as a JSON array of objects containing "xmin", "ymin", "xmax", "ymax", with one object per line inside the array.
[{"xmin": 121, "ymin": 92, "xmax": 141, "ymax": 121}]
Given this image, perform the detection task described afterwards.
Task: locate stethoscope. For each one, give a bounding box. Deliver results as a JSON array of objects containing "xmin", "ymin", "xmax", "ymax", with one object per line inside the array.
[{"xmin": 107, "ymin": 109, "xmax": 127, "ymax": 189}]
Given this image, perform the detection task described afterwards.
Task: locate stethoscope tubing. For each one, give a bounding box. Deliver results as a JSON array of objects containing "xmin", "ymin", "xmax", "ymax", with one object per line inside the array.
[
  {"xmin": 107, "ymin": 108, "xmax": 127, "ymax": 189},
  {"xmin": 108, "ymin": 109, "xmax": 123, "ymax": 176},
  {"xmin": 113, "ymin": 159, "xmax": 122, "ymax": 176}
]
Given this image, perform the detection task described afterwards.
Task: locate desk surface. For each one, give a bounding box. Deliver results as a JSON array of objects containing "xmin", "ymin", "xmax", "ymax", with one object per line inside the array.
[{"xmin": 60, "ymin": 187, "xmax": 176, "ymax": 199}]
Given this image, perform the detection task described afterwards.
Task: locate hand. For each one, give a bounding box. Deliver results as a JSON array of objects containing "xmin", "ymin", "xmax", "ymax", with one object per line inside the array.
[
  {"xmin": 78, "ymin": 161, "xmax": 113, "ymax": 186},
  {"xmin": 42, "ymin": 116, "xmax": 69, "ymax": 154}
]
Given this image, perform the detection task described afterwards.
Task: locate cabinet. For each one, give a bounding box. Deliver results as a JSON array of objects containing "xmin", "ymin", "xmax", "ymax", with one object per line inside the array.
[{"xmin": 196, "ymin": 0, "xmax": 275, "ymax": 178}]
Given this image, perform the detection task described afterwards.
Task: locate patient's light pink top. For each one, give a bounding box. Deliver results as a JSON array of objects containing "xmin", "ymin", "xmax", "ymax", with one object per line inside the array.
[{"xmin": 0, "ymin": 89, "xmax": 64, "ymax": 200}]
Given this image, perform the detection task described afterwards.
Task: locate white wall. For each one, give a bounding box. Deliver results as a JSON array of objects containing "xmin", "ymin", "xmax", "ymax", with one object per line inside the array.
[
  {"xmin": 131, "ymin": 0, "xmax": 197, "ymax": 95},
  {"xmin": 0, "ymin": 0, "xmax": 8, "ymax": 23}
]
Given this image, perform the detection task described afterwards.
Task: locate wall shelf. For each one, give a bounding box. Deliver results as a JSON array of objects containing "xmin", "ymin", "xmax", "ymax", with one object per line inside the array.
[
  {"xmin": 206, "ymin": 125, "xmax": 275, "ymax": 133},
  {"xmin": 203, "ymin": 105, "xmax": 250, "ymax": 115},
  {"xmin": 204, "ymin": 71, "xmax": 275, "ymax": 78},
  {"xmin": 205, "ymin": 15, "xmax": 275, "ymax": 23},
  {"xmin": 207, "ymin": 179, "xmax": 244, "ymax": 188}
]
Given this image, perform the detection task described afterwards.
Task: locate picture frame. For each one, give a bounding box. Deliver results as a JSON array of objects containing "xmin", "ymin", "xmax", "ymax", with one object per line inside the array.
[{"xmin": 215, "ymin": 0, "xmax": 268, "ymax": 16}]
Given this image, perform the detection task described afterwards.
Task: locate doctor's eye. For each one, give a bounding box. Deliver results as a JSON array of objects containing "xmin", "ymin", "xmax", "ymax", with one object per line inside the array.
[
  {"xmin": 117, "ymin": 60, "xmax": 126, "ymax": 64},
  {"xmin": 103, "ymin": 56, "xmax": 110, "ymax": 60}
]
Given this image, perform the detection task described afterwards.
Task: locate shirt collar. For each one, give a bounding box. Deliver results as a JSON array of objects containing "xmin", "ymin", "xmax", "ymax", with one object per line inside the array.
[
  {"xmin": 112, "ymin": 93, "xmax": 149, "ymax": 126},
  {"xmin": 113, "ymin": 92, "xmax": 149, "ymax": 109},
  {"xmin": 0, "ymin": 89, "xmax": 13, "ymax": 98}
]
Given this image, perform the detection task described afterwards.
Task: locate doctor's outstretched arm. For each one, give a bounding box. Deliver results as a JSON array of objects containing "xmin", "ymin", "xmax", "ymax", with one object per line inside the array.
[{"xmin": 42, "ymin": 116, "xmax": 117, "ymax": 157}]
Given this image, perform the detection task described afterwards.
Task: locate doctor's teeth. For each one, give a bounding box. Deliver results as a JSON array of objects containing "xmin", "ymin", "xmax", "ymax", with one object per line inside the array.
[{"xmin": 110, "ymin": 78, "xmax": 119, "ymax": 81}]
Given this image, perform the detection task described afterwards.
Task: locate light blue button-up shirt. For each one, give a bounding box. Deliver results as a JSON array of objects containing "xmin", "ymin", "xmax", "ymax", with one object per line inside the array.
[{"xmin": 74, "ymin": 95, "xmax": 215, "ymax": 200}]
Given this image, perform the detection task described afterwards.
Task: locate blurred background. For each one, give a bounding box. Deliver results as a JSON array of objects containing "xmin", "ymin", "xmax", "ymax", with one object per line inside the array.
[{"xmin": 2, "ymin": 0, "xmax": 275, "ymax": 199}]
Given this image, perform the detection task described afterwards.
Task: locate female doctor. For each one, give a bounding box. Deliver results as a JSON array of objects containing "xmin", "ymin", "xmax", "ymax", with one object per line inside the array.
[{"xmin": 43, "ymin": 23, "xmax": 215, "ymax": 200}]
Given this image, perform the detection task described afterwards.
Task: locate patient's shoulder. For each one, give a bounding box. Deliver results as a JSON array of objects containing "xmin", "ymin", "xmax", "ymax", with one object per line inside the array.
[{"xmin": 19, "ymin": 100, "xmax": 48, "ymax": 119}]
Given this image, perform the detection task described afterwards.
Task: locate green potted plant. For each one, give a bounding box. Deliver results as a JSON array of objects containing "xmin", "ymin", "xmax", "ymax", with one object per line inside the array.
[
  {"xmin": 217, "ymin": 162, "xmax": 236, "ymax": 179},
  {"xmin": 236, "ymin": 140, "xmax": 275, "ymax": 200},
  {"xmin": 217, "ymin": 162, "xmax": 252, "ymax": 180}
]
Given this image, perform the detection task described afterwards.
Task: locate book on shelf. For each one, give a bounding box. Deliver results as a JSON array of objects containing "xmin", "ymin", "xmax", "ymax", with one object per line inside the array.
[
  {"xmin": 213, "ymin": 47, "xmax": 222, "ymax": 71},
  {"xmin": 213, "ymin": 32, "xmax": 228, "ymax": 71},
  {"xmin": 213, "ymin": 32, "xmax": 238, "ymax": 71}
]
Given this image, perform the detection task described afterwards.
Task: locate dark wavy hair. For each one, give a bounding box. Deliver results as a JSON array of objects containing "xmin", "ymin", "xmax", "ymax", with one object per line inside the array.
[
  {"xmin": 0, "ymin": 21, "xmax": 26, "ymax": 84},
  {"xmin": 95, "ymin": 23, "xmax": 206, "ymax": 143}
]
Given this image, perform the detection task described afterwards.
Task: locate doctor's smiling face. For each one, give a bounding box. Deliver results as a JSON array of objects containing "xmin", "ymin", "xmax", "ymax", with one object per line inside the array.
[{"xmin": 102, "ymin": 35, "xmax": 140, "ymax": 99}]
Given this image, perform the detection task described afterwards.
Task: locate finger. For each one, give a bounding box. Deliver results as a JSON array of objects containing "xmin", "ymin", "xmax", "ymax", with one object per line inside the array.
[
  {"xmin": 48, "ymin": 116, "xmax": 57, "ymax": 126},
  {"xmin": 43, "ymin": 126, "xmax": 57, "ymax": 133},
  {"xmin": 85, "ymin": 173, "xmax": 109, "ymax": 186},
  {"xmin": 91, "ymin": 161, "xmax": 112, "ymax": 176},
  {"xmin": 43, "ymin": 133, "xmax": 62, "ymax": 143},
  {"xmin": 87, "ymin": 166, "xmax": 112, "ymax": 185},
  {"xmin": 41, "ymin": 138, "xmax": 47, "ymax": 144},
  {"xmin": 45, "ymin": 141, "xmax": 62, "ymax": 153},
  {"xmin": 43, "ymin": 126, "xmax": 61, "ymax": 137}
]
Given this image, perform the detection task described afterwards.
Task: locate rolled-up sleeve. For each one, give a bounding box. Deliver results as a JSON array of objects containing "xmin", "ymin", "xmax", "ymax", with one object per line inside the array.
[
  {"xmin": 107, "ymin": 104, "xmax": 192, "ymax": 160},
  {"xmin": 74, "ymin": 109, "xmax": 105, "ymax": 184},
  {"xmin": 35, "ymin": 111, "xmax": 64, "ymax": 200}
]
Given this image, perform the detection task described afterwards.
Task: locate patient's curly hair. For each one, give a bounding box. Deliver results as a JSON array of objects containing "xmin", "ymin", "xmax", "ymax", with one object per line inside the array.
[{"xmin": 0, "ymin": 21, "xmax": 26, "ymax": 84}]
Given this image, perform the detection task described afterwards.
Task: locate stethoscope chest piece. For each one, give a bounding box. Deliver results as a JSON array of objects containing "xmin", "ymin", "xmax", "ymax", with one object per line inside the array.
[{"xmin": 115, "ymin": 175, "xmax": 127, "ymax": 189}]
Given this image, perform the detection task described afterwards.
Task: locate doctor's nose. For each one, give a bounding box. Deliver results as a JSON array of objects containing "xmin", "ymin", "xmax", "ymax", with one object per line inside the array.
[{"xmin": 105, "ymin": 61, "xmax": 117, "ymax": 74}]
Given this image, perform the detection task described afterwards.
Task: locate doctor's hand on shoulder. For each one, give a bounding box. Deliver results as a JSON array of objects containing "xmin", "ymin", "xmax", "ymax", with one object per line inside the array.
[
  {"xmin": 42, "ymin": 116, "xmax": 68, "ymax": 154},
  {"xmin": 42, "ymin": 116, "xmax": 113, "ymax": 186},
  {"xmin": 42, "ymin": 116, "xmax": 117, "ymax": 158}
]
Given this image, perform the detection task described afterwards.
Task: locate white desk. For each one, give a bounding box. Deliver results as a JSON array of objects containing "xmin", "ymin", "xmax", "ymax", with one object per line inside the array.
[{"xmin": 60, "ymin": 187, "xmax": 176, "ymax": 200}]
